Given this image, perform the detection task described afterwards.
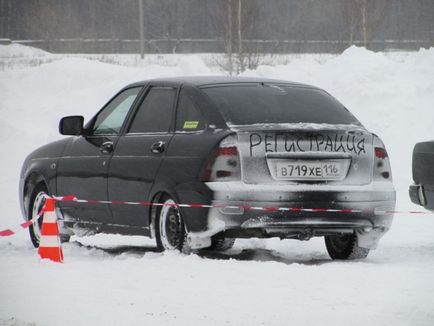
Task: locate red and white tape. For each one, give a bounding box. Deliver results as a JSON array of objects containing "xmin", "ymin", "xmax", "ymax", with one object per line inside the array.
[
  {"xmin": 1, "ymin": 195, "xmax": 433, "ymax": 237},
  {"xmin": 0, "ymin": 195, "xmax": 72, "ymax": 237},
  {"xmin": 55, "ymin": 196, "xmax": 434, "ymax": 216},
  {"xmin": 0, "ymin": 210, "xmax": 43, "ymax": 237},
  {"xmin": 67, "ymin": 198, "xmax": 365, "ymax": 213}
]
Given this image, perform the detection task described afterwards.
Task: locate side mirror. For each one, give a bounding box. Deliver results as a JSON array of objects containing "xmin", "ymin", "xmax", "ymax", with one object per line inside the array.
[{"xmin": 59, "ymin": 116, "xmax": 84, "ymax": 136}]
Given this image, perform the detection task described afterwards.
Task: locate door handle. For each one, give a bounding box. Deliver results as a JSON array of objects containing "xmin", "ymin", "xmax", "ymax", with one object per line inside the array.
[
  {"xmin": 151, "ymin": 141, "xmax": 166, "ymax": 154},
  {"xmin": 100, "ymin": 141, "xmax": 114, "ymax": 154}
]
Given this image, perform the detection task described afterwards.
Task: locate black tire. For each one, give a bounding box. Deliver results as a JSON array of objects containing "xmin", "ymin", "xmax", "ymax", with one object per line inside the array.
[
  {"xmin": 207, "ymin": 237, "xmax": 236, "ymax": 252},
  {"xmin": 27, "ymin": 183, "xmax": 70, "ymax": 248},
  {"xmin": 325, "ymin": 232, "xmax": 370, "ymax": 260},
  {"xmin": 155, "ymin": 195, "xmax": 191, "ymax": 254},
  {"xmin": 27, "ymin": 183, "xmax": 47, "ymax": 248}
]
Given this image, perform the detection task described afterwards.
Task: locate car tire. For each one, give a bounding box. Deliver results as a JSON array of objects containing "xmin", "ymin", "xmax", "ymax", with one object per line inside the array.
[
  {"xmin": 28, "ymin": 183, "xmax": 70, "ymax": 248},
  {"xmin": 207, "ymin": 237, "xmax": 235, "ymax": 252},
  {"xmin": 325, "ymin": 232, "xmax": 370, "ymax": 260},
  {"xmin": 27, "ymin": 183, "xmax": 48, "ymax": 248},
  {"xmin": 155, "ymin": 195, "xmax": 191, "ymax": 254}
]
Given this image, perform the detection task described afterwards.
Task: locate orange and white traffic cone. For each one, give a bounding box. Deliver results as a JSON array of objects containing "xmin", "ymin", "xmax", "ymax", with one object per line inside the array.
[{"xmin": 38, "ymin": 197, "xmax": 64, "ymax": 263}]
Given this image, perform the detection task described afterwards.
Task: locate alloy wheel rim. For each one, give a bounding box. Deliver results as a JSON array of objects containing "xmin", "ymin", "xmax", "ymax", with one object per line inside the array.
[
  {"xmin": 159, "ymin": 199, "xmax": 183, "ymax": 250},
  {"xmin": 32, "ymin": 192, "xmax": 46, "ymax": 242}
]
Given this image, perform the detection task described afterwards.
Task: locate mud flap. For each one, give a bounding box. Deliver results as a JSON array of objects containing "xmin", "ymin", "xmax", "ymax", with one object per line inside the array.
[
  {"xmin": 187, "ymin": 219, "xmax": 226, "ymax": 249},
  {"xmin": 356, "ymin": 228, "xmax": 387, "ymax": 249}
]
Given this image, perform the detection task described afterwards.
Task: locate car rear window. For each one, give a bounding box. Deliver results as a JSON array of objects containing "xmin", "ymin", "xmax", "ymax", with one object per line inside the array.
[{"xmin": 202, "ymin": 84, "xmax": 361, "ymax": 126}]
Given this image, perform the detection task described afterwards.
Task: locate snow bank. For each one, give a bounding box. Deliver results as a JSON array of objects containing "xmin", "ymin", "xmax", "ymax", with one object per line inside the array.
[
  {"xmin": 0, "ymin": 43, "xmax": 51, "ymax": 58},
  {"xmin": 1, "ymin": 45, "xmax": 434, "ymax": 326}
]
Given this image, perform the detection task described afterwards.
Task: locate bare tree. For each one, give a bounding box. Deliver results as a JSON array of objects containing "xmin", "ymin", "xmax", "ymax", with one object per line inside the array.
[
  {"xmin": 343, "ymin": 0, "xmax": 390, "ymax": 48},
  {"xmin": 213, "ymin": 0, "xmax": 261, "ymax": 74},
  {"xmin": 227, "ymin": 0, "xmax": 234, "ymax": 74},
  {"xmin": 236, "ymin": 0, "xmax": 244, "ymax": 72}
]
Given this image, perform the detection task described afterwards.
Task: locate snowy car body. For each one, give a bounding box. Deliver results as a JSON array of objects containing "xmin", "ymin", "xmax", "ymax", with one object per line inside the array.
[{"xmin": 20, "ymin": 76, "xmax": 395, "ymax": 259}]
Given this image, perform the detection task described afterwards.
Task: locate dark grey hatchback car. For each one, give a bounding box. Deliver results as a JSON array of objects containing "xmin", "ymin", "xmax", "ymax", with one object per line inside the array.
[{"xmin": 20, "ymin": 76, "xmax": 396, "ymax": 260}]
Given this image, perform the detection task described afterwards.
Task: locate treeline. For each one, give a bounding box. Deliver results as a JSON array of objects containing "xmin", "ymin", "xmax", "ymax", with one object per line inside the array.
[{"xmin": 0, "ymin": 0, "xmax": 433, "ymax": 54}]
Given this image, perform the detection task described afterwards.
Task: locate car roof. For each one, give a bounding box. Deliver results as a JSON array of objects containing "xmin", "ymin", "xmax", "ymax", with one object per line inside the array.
[{"xmin": 125, "ymin": 76, "xmax": 319, "ymax": 89}]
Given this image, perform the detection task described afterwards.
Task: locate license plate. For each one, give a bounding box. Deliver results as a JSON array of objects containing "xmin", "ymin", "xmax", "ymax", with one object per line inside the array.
[{"xmin": 275, "ymin": 161, "xmax": 342, "ymax": 180}]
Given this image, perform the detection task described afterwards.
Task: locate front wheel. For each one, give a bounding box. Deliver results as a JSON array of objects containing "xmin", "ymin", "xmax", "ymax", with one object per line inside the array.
[
  {"xmin": 325, "ymin": 232, "xmax": 370, "ymax": 260},
  {"xmin": 155, "ymin": 196, "xmax": 191, "ymax": 253},
  {"xmin": 27, "ymin": 183, "xmax": 70, "ymax": 248},
  {"xmin": 28, "ymin": 184, "xmax": 48, "ymax": 248}
]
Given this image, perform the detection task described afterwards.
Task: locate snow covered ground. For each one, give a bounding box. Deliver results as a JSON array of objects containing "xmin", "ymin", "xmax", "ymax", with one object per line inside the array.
[{"xmin": 1, "ymin": 44, "xmax": 434, "ymax": 325}]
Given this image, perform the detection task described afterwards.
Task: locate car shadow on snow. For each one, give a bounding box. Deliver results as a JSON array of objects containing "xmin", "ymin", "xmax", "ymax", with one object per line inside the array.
[
  {"xmin": 70, "ymin": 240, "xmax": 161, "ymax": 255},
  {"xmin": 70, "ymin": 240, "xmax": 334, "ymax": 265},
  {"xmin": 198, "ymin": 248, "xmax": 333, "ymax": 265}
]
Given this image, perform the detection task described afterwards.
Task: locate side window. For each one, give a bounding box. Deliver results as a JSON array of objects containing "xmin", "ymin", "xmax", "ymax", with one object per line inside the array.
[
  {"xmin": 175, "ymin": 91, "xmax": 205, "ymax": 131},
  {"xmin": 128, "ymin": 87, "xmax": 176, "ymax": 133},
  {"xmin": 92, "ymin": 87, "xmax": 142, "ymax": 135}
]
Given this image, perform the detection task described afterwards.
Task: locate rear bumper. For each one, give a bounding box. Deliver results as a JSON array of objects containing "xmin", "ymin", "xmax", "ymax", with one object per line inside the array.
[{"xmin": 187, "ymin": 181, "xmax": 395, "ymax": 249}]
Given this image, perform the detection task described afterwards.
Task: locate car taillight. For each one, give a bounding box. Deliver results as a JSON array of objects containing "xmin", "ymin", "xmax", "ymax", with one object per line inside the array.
[
  {"xmin": 375, "ymin": 147, "xmax": 388, "ymax": 159},
  {"xmin": 201, "ymin": 137, "xmax": 241, "ymax": 182},
  {"xmin": 217, "ymin": 146, "xmax": 238, "ymax": 156},
  {"xmin": 373, "ymin": 139, "xmax": 392, "ymax": 181}
]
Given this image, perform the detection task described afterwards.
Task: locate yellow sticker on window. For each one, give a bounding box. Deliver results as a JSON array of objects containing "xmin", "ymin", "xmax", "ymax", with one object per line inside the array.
[{"xmin": 183, "ymin": 121, "xmax": 199, "ymax": 129}]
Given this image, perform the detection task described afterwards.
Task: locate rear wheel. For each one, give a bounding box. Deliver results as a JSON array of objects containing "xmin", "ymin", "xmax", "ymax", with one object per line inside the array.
[
  {"xmin": 325, "ymin": 232, "xmax": 370, "ymax": 260},
  {"xmin": 156, "ymin": 196, "xmax": 191, "ymax": 254}
]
